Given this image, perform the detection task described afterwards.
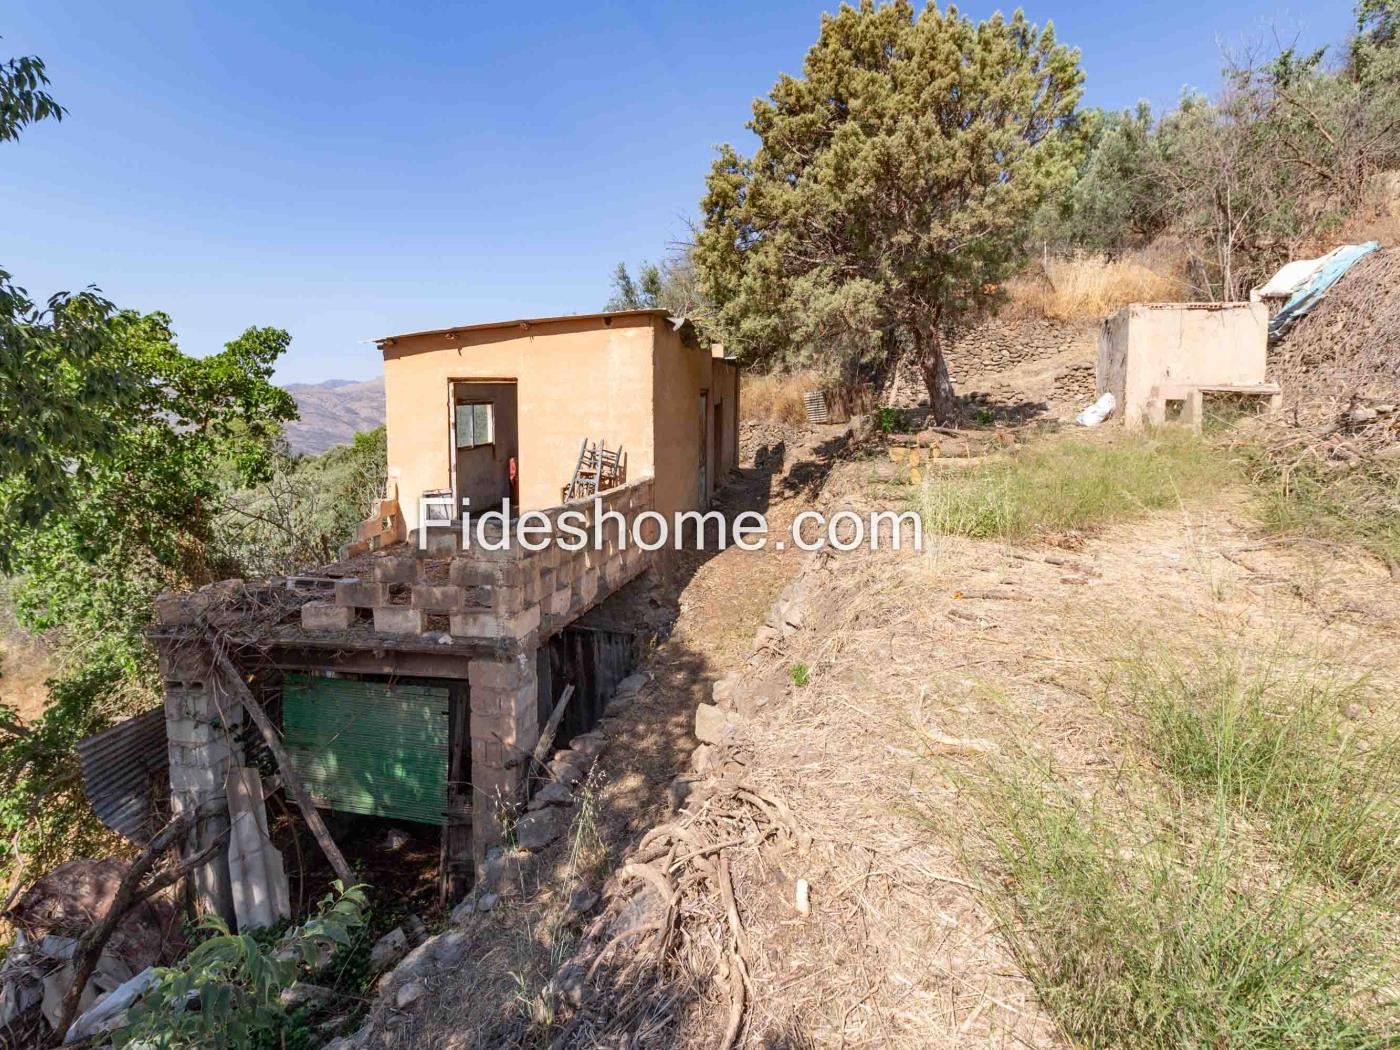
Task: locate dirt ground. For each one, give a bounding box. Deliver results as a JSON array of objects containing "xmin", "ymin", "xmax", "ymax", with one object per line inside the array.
[{"xmin": 357, "ymin": 424, "xmax": 1400, "ymax": 1049}]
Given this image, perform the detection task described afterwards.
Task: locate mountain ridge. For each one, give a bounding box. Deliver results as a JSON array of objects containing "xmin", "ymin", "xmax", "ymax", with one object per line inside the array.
[{"xmin": 282, "ymin": 376, "xmax": 386, "ymax": 455}]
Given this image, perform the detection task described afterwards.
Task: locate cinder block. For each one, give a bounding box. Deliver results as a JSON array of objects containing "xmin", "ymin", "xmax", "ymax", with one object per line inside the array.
[
  {"xmin": 335, "ymin": 578, "xmax": 387, "ymax": 609},
  {"xmin": 489, "ymin": 583, "xmax": 526, "ymax": 615},
  {"xmin": 467, "ymin": 654, "xmax": 535, "ymax": 691},
  {"xmin": 412, "ymin": 584, "xmax": 465, "ymax": 613},
  {"xmin": 373, "ymin": 556, "xmax": 420, "ymax": 584},
  {"xmin": 166, "ymin": 717, "xmax": 218, "ymax": 746},
  {"xmin": 415, "ymin": 525, "xmax": 462, "ymax": 557},
  {"xmin": 169, "ymin": 736, "xmax": 235, "ymax": 770},
  {"xmin": 450, "ymin": 604, "xmax": 540, "ymax": 640},
  {"xmin": 154, "ymin": 591, "xmax": 210, "ymax": 627},
  {"xmin": 525, "ymin": 567, "xmax": 553, "ymax": 605},
  {"xmin": 170, "ymin": 762, "xmax": 226, "ymax": 794},
  {"xmin": 302, "ymin": 600, "xmax": 354, "ymax": 631},
  {"xmin": 545, "ymin": 587, "xmax": 571, "ymax": 617},
  {"xmin": 373, "ymin": 606, "xmax": 427, "ymax": 635}
]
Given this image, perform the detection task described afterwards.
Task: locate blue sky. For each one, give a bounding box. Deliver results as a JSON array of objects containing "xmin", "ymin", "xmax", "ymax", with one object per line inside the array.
[{"xmin": 4, "ymin": 1, "xmax": 1353, "ymax": 382}]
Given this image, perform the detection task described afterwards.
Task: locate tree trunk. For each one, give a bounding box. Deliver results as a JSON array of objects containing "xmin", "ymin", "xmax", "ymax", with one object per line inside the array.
[{"xmin": 916, "ymin": 327, "xmax": 958, "ymax": 426}]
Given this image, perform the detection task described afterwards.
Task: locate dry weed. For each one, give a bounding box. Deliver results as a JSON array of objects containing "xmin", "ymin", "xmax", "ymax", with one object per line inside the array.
[{"xmin": 1006, "ymin": 253, "xmax": 1184, "ymax": 321}]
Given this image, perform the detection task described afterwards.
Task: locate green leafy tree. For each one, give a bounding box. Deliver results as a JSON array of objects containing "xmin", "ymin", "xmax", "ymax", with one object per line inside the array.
[
  {"xmin": 0, "ymin": 312, "xmax": 297, "ymax": 872},
  {"xmin": 216, "ymin": 426, "xmax": 387, "ymax": 576},
  {"xmin": 605, "ymin": 251, "xmax": 713, "ymax": 325},
  {"xmin": 1032, "ymin": 102, "xmax": 1166, "ymax": 254},
  {"xmin": 695, "ymin": 0, "xmax": 1084, "ymax": 423},
  {"xmin": 0, "ymin": 35, "xmax": 300, "ymax": 878},
  {"xmin": 115, "ymin": 883, "xmax": 370, "ymax": 1049},
  {"xmin": 0, "ymin": 36, "xmax": 63, "ymax": 142}
]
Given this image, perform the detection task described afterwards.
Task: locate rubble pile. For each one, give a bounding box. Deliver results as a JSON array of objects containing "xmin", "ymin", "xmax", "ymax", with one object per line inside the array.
[{"xmin": 1268, "ymin": 248, "xmax": 1400, "ymax": 466}]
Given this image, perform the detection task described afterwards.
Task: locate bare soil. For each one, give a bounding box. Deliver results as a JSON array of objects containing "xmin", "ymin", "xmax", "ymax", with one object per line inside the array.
[{"xmin": 356, "ymin": 425, "xmax": 1400, "ymax": 1049}]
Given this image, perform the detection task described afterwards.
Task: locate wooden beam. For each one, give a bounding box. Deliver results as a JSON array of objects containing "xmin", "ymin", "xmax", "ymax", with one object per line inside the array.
[{"xmin": 205, "ymin": 633, "xmax": 355, "ymax": 889}]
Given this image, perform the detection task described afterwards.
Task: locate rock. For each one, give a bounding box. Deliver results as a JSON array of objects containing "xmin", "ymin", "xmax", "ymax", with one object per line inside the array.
[
  {"xmin": 476, "ymin": 892, "xmax": 499, "ymax": 913},
  {"xmin": 384, "ymin": 829, "xmax": 411, "ymax": 851},
  {"xmin": 549, "ymin": 961, "xmax": 587, "ymax": 1008},
  {"xmin": 531, "ymin": 781, "xmax": 575, "ymax": 807},
  {"xmin": 690, "ymin": 743, "xmax": 717, "ymax": 775},
  {"xmin": 280, "ymin": 982, "xmax": 335, "ymax": 1008},
  {"xmin": 450, "ymin": 896, "xmax": 477, "ymax": 925},
  {"xmin": 603, "ymin": 694, "xmax": 632, "ymax": 716},
  {"xmin": 667, "ymin": 777, "xmax": 696, "ymax": 813},
  {"xmin": 429, "ymin": 930, "xmax": 469, "ymax": 967},
  {"xmin": 549, "ymin": 759, "xmax": 585, "ymax": 787},
  {"xmin": 402, "ymin": 914, "xmax": 427, "ymax": 945},
  {"xmin": 370, "ymin": 927, "xmax": 409, "ymax": 973},
  {"xmin": 567, "ymin": 887, "xmax": 599, "ymax": 915},
  {"xmin": 480, "ymin": 849, "xmax": 524, "ymax": 895},
  {"xmin": 615, "ymin": 673, "xmax": 647, "ymax": 696},
  {"xmin": 514, "ymin": 807, "xmax": 568, "ymax": 850},
  {"xmin": 395, "ymin": 981, "xmax": 425, "ymax": 1010},
  {"xmin": 567, "ymin": 732, "xmax": 605, "ymax": 760},
  {"xmin": 1343, "ymin": 703, "xmax": 1364, "ymax": 721},
  {"xmin": 711, "ymin": 676, "xmax": 738, "ymax": 707},
  {"xmin": 694, "ymin": 704, "xmax": 737, "ymax": 745},
  {"xmin": 1350, "ymin": 407, "xmax": 1379, "ymax": 423}
]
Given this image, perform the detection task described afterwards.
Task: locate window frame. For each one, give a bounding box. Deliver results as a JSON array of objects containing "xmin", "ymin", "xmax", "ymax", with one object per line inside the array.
[{"xmin": 454, "ymin": 400, "xmax": 495, "ymax": 450}]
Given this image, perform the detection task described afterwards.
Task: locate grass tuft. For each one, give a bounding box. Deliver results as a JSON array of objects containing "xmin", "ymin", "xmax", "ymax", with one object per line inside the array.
[
  {"xmin": 1122, "ymin": 653, "xmax": 1400, "ymax": 900},
  {"xmin": 917, "ymin": 429, "xmax": 1233, "ymax": 541},
  {"xmin": 958, "ymin": 769, "xmax": 1397, "ymax": 1048},
  {"xmin": 1005, "ymin": 253, "xmax": 1185, "ymax": 321},
  {"xmin": 1248, "ymin": 455, "xmax": 1400, "ymax": 568}
]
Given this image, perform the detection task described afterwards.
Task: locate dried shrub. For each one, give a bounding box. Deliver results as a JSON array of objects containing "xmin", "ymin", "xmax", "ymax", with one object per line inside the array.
[{"xmin": 1006, "ymin": 253, "xmax": 1185, "ymax": 321}]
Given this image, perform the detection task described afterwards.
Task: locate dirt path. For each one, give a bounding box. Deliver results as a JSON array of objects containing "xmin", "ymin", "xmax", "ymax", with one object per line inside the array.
[
  {"xmin": 363, "ymin": 420, "xmax": 853, "ymax": 1048},
  {"xmin": 359, "ymin": 427, "xmax": 1399, "ymax": 1048},
  {"xmin": 540, "ymin": 448, "xmax": 1400, "ymax": 1048}
]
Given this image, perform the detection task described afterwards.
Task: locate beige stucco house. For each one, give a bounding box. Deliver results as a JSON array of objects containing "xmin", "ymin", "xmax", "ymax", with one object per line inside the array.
[{"xmin": 376, "ymin": 308, "xmax": 740, "ymax": 533}]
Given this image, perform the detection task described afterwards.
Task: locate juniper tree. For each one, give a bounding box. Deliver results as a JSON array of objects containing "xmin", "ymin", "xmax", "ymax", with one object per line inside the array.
[{"xmin": 695, "ymin": 1, "xmax": 1083, "ymax": 423}]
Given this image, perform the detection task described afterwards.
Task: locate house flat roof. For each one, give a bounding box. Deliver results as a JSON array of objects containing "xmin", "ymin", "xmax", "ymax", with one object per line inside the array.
[{"xmin": 375, "ymin": 308, "xmax": 672, "ymax": 346}]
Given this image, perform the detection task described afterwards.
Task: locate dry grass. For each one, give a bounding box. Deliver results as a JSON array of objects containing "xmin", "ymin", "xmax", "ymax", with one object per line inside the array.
[
  {"xmin": 741, "ymin": 369, "xmax": 823, "ymax": 424},
  {"xmin": 1006, "ymin": 253, "xmax": 1185, "ymax": 321},
  {"xmin": 1121, "ymin": 650, "xmax": 1400, "ymax": 901},
  {"xmin": 740, "ymin": 370, "xmax": 875, "ymax": 425}
]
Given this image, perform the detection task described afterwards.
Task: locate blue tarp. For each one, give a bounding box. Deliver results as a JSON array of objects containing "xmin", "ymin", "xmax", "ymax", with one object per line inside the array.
[{"xmin": 1268, "ymin": 241, "xmax": 1380, "ymax": 342}]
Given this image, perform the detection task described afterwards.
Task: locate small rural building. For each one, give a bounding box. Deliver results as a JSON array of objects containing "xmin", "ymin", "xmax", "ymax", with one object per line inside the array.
[
  {"xmin": 378, "ymin": 309, "xmax": 740, "ymax": 534},
  {"xmin": 1098, "ymin": 302, "xmax": 1274, "ymax": 427},
  {"xmin": 127, "ymin": 308, "xmax": 742, "ymax": 926}
]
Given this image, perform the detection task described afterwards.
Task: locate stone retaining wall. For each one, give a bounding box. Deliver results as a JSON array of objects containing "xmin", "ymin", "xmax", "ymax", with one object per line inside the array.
[{"xmin": 887, "ymin": 315, "xmax": 1100, "ymax": 415}]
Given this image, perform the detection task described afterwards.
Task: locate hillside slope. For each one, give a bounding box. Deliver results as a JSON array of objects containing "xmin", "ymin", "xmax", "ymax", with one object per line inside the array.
[{"xmin": 283, "ymin": 377, "xmax": 385, "ymax": 454}]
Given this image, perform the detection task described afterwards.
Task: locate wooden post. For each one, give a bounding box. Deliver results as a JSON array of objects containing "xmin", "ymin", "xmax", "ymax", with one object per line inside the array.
[{"xmin": 204, "ymin": 633, "xmax": 355, "ymax": 888}]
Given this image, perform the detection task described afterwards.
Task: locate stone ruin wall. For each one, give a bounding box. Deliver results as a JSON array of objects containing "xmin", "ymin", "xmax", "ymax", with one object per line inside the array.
[{"xmin": 887, "ymin": 315, "xmax": 1100, "ymax": 416}]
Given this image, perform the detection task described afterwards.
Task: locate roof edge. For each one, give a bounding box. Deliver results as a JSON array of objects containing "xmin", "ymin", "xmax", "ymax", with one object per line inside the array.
[{"xmin": 375, "ymin": 308, "xmax": 672, "ymax": 346}]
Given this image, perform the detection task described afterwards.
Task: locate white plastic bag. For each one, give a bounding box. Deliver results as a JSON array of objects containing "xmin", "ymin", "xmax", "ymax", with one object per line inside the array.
[{"xmin": 1074, "ymin": 391, "xmax": 1116, "ymax": 427}]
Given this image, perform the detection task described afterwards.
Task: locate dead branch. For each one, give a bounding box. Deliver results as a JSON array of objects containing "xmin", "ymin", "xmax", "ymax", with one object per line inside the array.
[
  {"xmin": 53, "ymin": 803, "xmax": 224, "ymax": 1041},
  {"xmin": 204, "ymin": 629, "xmax": 354, "ymax": 888}
]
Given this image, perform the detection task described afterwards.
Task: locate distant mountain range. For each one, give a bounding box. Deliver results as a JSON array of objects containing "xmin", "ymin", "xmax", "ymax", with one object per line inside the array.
[{"xmin": 282, "ymin": 377, "xmax": 386, "ymax": 455}]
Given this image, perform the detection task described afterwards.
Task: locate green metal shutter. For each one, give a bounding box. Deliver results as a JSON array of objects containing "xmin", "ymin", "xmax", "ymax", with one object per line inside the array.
[{"xmin": 282, "ymin": 675, "xmax": 450, "ymax": 825}]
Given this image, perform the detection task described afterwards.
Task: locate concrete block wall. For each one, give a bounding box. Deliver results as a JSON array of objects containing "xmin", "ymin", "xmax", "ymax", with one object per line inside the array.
[
  {"xmin": 156, "ymin": 638, "xmax": 245, "ymax": 922},
  {"xmin": 301, "ymin": 476, "xmax": 656, "ymax": 646}
]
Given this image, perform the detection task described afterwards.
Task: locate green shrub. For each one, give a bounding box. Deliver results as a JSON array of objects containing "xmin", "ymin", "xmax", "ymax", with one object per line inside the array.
[
  {"xmin": 1124, "ymin": 654, "xmax": 1400, "ymax": 900},
  {"xmin": 956, "ymin": 770, "xmax": 1397, "ymax": 1048},
  {"xmin": 917, "ymin": 429, "xmax": 1232, "ymax": 541}
]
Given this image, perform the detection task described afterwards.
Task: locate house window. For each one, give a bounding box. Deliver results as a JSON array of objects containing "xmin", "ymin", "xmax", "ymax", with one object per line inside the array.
[{"xmin": 454, "ymin": 402, "xmax": 493, "ymax": 449}]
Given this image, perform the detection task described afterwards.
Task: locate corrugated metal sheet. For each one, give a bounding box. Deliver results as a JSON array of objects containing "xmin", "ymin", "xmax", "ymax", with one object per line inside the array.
[
  {"xmin": 77, "ymin": 707, "xmax": 169, "ymax": 845},
  {"xmin": 282, "ymin": 676, "xmax": 449, "ymax": 825}
]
